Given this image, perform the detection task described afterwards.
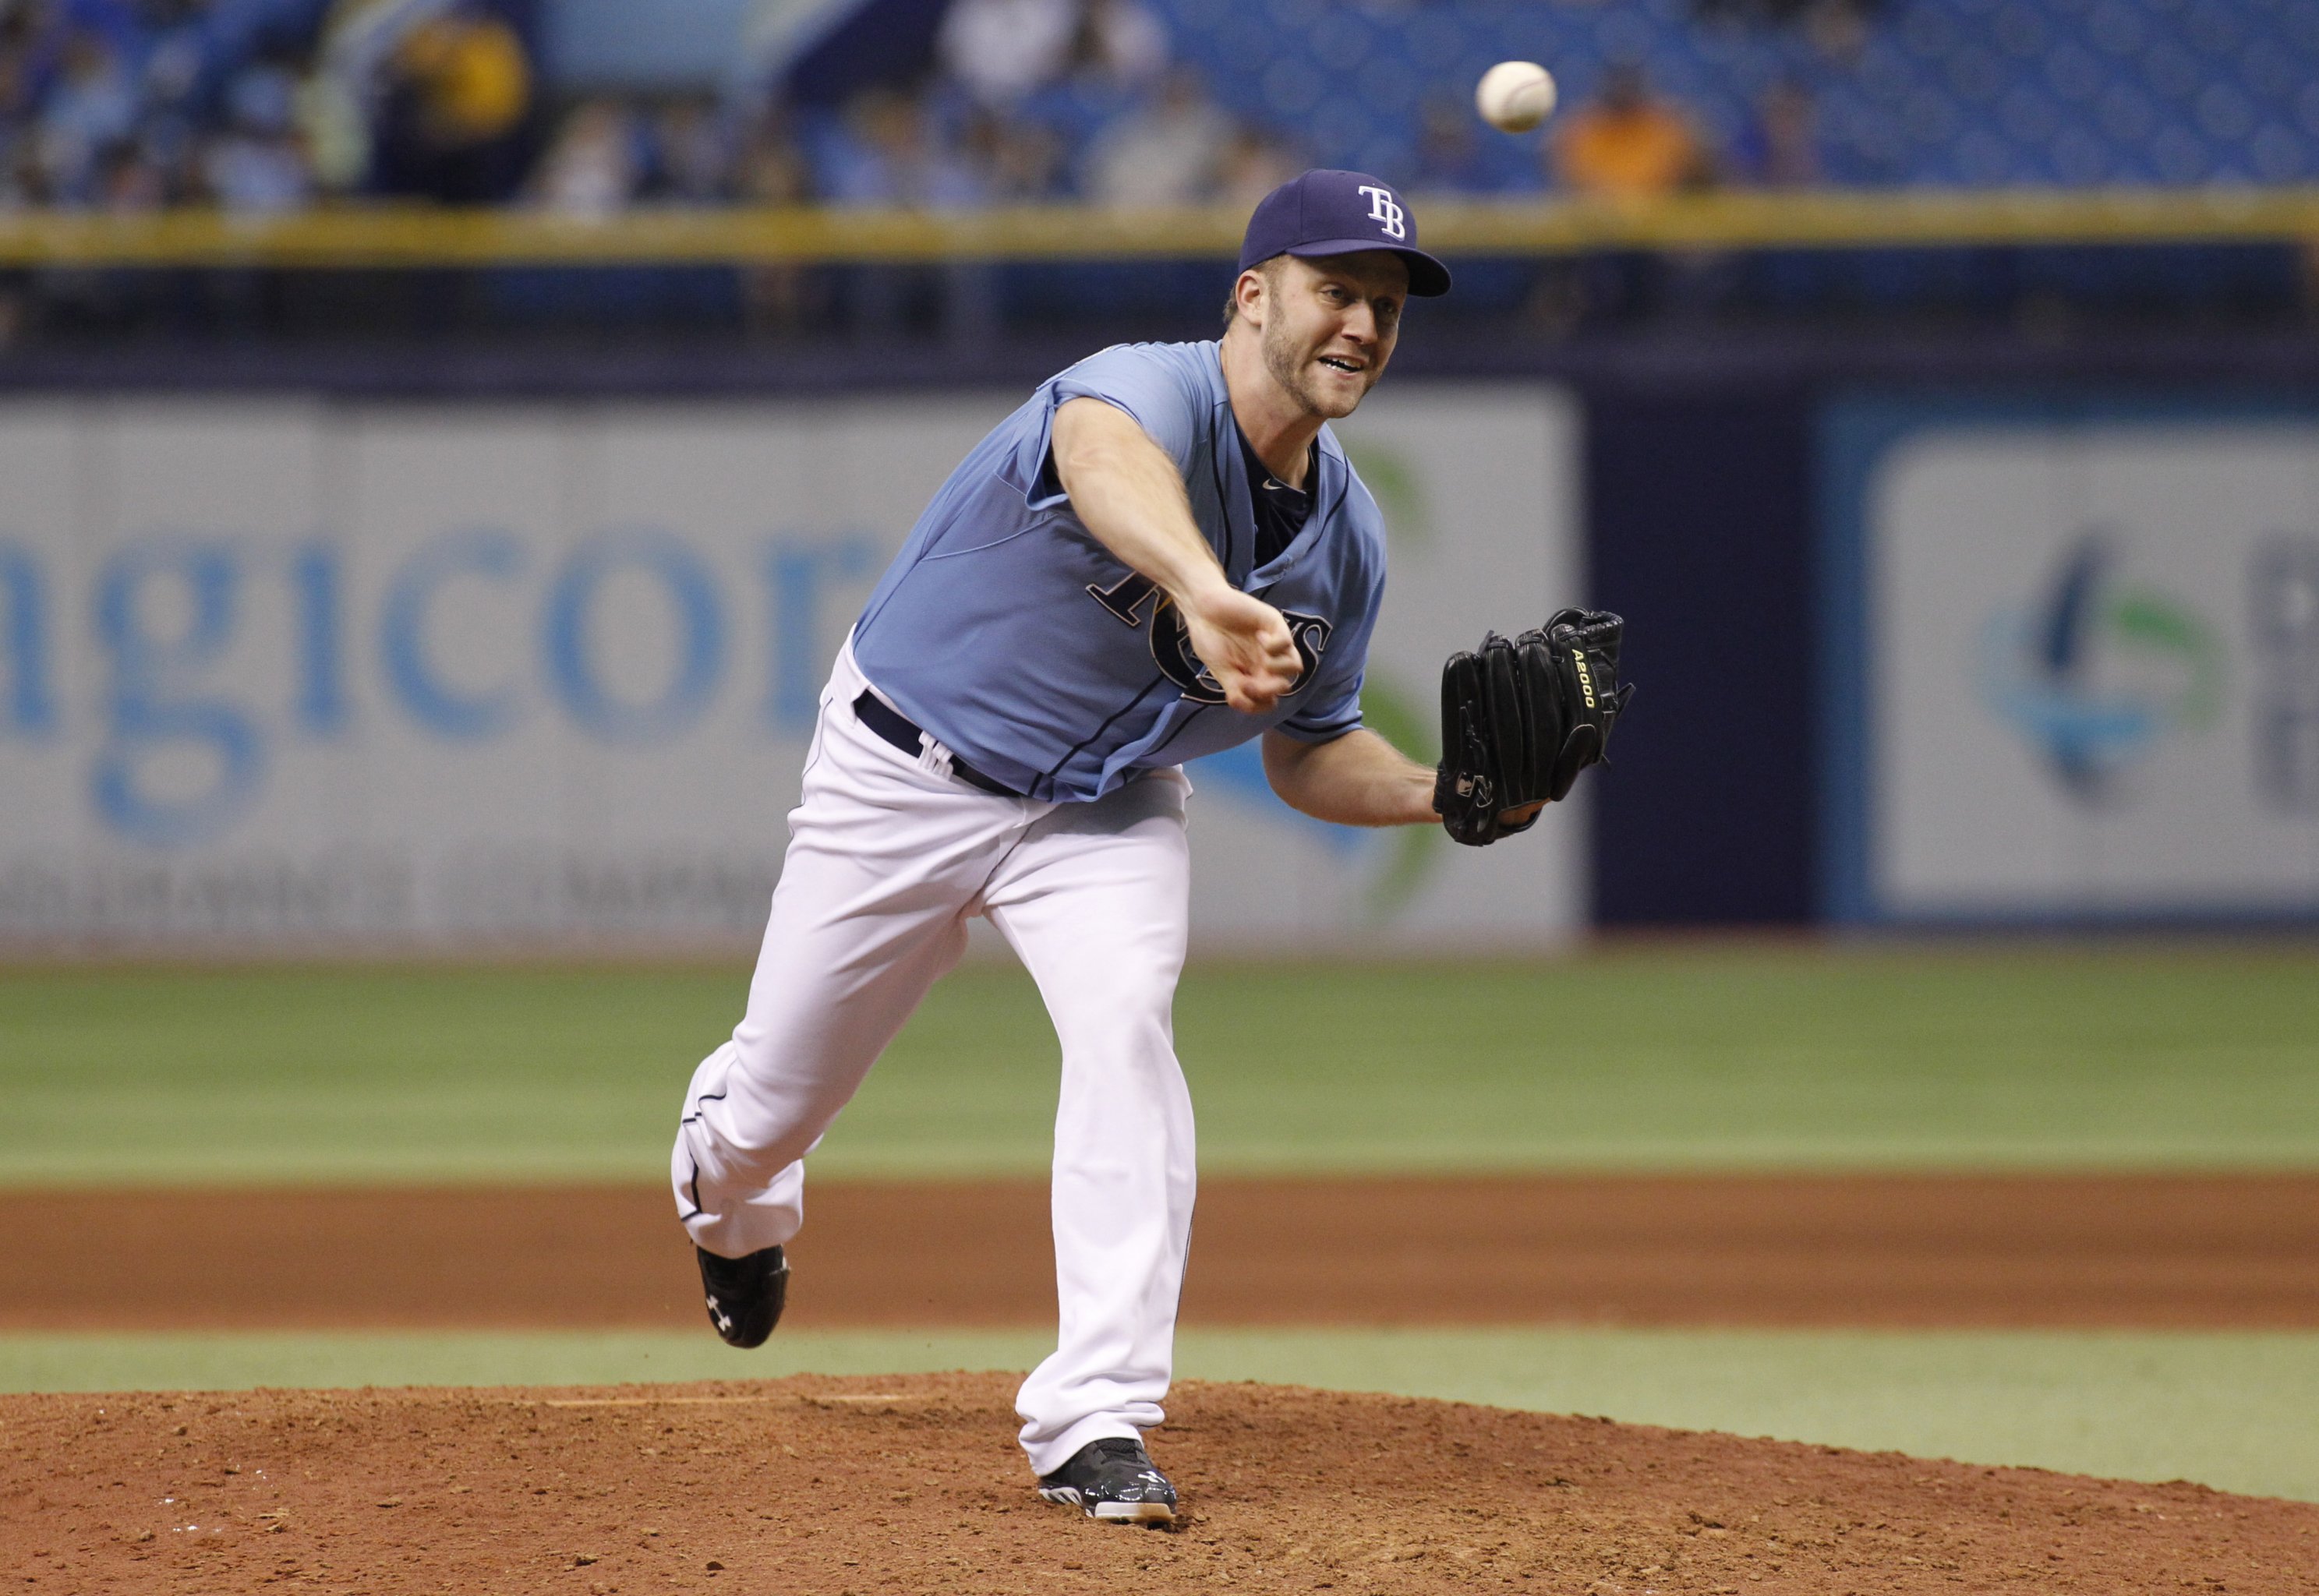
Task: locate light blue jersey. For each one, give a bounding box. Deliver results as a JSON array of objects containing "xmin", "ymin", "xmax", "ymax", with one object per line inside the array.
[{"xmin": 852, "ymin": 340, "xmax": 1386, "ymax": 803}]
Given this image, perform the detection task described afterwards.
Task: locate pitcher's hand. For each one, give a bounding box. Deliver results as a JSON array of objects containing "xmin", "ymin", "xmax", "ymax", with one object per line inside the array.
[{"xmin": 1180, "ymin": 584, "xmax": 1300, "ymax": 714}]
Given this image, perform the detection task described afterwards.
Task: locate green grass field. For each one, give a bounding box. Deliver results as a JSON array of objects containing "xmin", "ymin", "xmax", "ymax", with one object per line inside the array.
[
  {"xmin": 4, "ymin": 945, "xmax": 2317, "ymax": 1500},
  {"xmin": 4, "ymin": 944, "xmax": 2317, "ymax": 1185}
]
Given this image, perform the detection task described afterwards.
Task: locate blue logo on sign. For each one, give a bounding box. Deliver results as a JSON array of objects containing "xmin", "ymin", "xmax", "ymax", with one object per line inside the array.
[{"xmin": 1980, "ymin": 534, "xmax": 2222, "ymax": 806}]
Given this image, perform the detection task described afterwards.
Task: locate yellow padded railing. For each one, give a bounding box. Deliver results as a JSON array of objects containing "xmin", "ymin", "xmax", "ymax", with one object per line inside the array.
[{"xmin": 0, "ymin": 185, "xmax": 2314, "ymax": 267}]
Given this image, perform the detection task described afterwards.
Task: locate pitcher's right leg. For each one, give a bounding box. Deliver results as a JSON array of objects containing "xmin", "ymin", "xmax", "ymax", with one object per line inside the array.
[{"xmin": 672, "ymin": 661, "xmax": 1038, "ymax": 1263}]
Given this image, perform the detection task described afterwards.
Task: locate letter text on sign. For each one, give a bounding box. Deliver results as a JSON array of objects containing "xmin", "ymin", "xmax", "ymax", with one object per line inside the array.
[
  {"xmin": 93, "ymin": 540, "xmax": 265, "ymax": 846},
  {"xmin": 381, "ymin": 529, "xmax": 527, "ymax": 740}
]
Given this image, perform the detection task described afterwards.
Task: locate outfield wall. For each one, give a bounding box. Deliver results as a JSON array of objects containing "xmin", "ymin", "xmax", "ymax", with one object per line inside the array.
[
  {"xmin": 0, "ymin": 387, "xmax": 1585, "ymax": 952},
  {"xmin": 8, "ymin": 335, "xmax": 2316, "ymax": 935},
  {"xmin": 1583, "ymin": 369, "xmax": 2319, "ymax": 929}
]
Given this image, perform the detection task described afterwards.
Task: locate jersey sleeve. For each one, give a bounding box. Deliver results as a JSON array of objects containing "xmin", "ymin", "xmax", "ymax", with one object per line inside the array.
[
  {"xmin": 1274, "ymin": 665, "xmax": 1366, "ymax": 743},
  {"xmin": 1021, "ymin": 343, "xmax": 1209, "ymax": 510}
]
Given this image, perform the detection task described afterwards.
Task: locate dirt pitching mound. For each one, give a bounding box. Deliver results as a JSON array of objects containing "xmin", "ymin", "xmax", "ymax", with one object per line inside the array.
[{"xmin": 4, "ymin": 1373, "xmax": 2312, "ymax": 1595}]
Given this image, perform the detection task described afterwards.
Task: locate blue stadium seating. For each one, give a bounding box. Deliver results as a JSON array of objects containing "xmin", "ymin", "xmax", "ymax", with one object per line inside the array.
[{"xmin": 1156, "ymin": 0, "xmax": 2319, "ymax": 189}]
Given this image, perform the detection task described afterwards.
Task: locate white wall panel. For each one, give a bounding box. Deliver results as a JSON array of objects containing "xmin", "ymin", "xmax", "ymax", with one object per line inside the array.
[{"xmin": 0, "ymin": 386, "xmax": 1583, "ymax": 950}]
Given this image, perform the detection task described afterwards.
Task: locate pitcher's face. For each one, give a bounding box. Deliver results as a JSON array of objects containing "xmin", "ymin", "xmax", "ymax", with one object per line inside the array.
[{"xmin": 1253, "ymin": 252, "xmax": 1409, "ymax": 419}]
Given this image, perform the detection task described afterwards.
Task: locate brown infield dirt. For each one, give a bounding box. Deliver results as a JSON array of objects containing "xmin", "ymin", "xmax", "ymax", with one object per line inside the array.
[
  {"xmin": 5, "ymin": 1174, "xmax": 2317, "ymax": 1592},
  {"xmin": 5, "ymin": 1374, "xmax": 2317, "ymax": 1595},
  {"xmin": 5, "ymin": 1173, "xmax": 2318, "ymax": 1331}
]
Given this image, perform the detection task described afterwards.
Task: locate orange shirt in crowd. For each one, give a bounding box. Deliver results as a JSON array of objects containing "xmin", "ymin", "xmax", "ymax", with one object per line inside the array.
[{"xmin": 1552, "ymin": 102, "xmax": 1708, "ymax": 197}]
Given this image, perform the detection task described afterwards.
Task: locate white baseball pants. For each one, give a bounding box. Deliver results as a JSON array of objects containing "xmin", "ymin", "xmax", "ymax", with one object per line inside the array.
[{"xmin": 671, "ymin": 641, "xmax": 1197, "ymax": 1477}]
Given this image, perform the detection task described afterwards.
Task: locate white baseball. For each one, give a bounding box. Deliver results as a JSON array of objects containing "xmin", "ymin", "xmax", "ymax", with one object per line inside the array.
[{"xmin": 1476, "ymin": 60, "xmax": 1557, "ymax": 133}]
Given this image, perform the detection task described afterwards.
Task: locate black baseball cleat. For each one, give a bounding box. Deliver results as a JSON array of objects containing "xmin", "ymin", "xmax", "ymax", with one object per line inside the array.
[
  {"xmin": 695, "ymin": 1243, "xmax": 787, "ymax": 1348},
  {"xmin": 1036, "ymin": 1436, "xmax": 1177, "ymax": 1525}
]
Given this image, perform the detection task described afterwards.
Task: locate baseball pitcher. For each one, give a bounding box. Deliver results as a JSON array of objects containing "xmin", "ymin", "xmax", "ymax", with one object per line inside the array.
[{"xmin": 670, "ymin": 169, "xmax": 1632, "ymax": 1524}]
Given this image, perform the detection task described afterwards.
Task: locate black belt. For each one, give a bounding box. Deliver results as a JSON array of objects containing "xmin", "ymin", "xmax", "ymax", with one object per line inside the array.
[{"xmin": 852, "ymin": 690, "xmax": 1018, "ymax": 796}]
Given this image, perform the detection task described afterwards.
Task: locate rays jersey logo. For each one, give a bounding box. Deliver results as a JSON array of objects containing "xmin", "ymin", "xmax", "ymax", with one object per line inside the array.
[{"xmin": 1088, "ymin": 571, "xmax": 1333, "ymax": 706}]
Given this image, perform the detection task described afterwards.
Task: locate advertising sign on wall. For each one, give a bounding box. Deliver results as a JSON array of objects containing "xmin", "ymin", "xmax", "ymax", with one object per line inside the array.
[
  {"xmin": 0, "ymin": 383, "xmax": 1582, "ymax": 951},
  {"xmin": 1823, "ymin": 398, "xmax": 2319, "ymax": 923}
]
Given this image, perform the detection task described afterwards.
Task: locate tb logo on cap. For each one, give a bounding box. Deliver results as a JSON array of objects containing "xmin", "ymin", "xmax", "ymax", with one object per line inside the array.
[{"xmin": 1357, "ymin": 185, "xmax": 1406, "ymax": 240}]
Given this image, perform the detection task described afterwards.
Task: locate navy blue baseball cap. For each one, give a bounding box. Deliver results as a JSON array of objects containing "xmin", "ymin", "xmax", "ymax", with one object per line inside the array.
[{"xmin": 1238, "ymin": 169, "xmax": 1451, "ymax": 297}]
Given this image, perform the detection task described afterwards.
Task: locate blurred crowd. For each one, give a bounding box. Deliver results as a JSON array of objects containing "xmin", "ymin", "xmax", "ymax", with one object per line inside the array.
[
  {"xmin": 0, "ymin": 0, "xmax": 541, "ymax": 211},
  {"xmin": 534, "ymin": 0, "xmax": 1309, "ymax": 217},
  {"xmin": 0, "ymin": 0, "xmax": 1840, "ymax": 217},
  {"xmin": 0, "ymin": 0, "xmax": 1305, "ymax": 216}
]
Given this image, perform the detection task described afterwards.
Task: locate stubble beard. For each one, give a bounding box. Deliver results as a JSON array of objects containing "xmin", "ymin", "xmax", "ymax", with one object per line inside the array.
[{"xmin": 1260, "ymin": 317, "xmax": 1372, "ymax": 421}]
